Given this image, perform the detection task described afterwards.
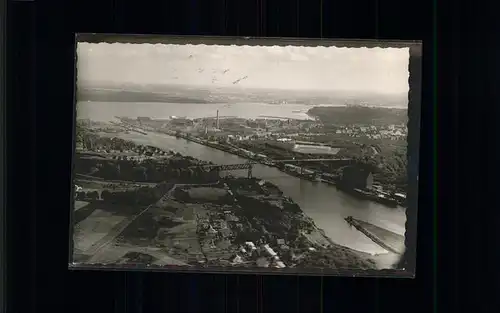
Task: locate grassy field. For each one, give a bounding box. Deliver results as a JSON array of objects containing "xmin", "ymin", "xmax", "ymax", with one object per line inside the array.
[
  {"xmin": 87, "ymin": 243, "xmax": 190, "ymax": 266},
  {"xmin": 187, "ymin": 187, "xmax": 229, "ymax": 201},
  {"xmin": 73, "ymin": 209, "xmax": 128, "ymax": 252},
  {"xmin": 74, "ymin": 200, "xmax": 90, "ymax": 211},
  {"xmin": 72, "ymin": 200, "xmax": 150, "ymax": 253}
]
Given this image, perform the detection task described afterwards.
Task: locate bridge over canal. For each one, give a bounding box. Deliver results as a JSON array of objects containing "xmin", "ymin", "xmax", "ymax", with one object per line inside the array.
[{"xmin": 189, "ymin": 158, "xmax": 355, "ymax": 178}]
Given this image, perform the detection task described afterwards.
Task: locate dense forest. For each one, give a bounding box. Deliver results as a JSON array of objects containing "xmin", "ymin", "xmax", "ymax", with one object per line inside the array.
[
  {"xmin": 307, "ymin": 106, "xmax": 408, "ymax": 126},
  {"xmin": 75, "ymin": 131, "xmax": 219, "ymax": 184},
  {"xmin": 334, "ymin": 141, "xmax": 407, "ymax": 193}
]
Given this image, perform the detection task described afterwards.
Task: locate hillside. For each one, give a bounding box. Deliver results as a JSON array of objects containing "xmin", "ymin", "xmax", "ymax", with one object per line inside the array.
[
  {"xmin": 77, "ymin": 88, "xmax": 212, "ymax": 104},
  {"xmin": 307, "ymin": 105, "xmax": 408, "ymax": 126}
]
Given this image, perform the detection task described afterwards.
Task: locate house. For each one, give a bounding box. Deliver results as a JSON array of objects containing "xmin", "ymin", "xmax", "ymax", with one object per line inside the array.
[
  {"xmin": 232, "ymin": 255, "xmax": 243, "ymax": 264},
  {"xmin": 277, "ymin": 138, "xmax": 292, "ymax": 142},
  {"xmin": 262, "ymin": 244, "xmax": 278, "ymax": 257},
  {"xmin": 245, "ymin": 242, "xmax": 257, "ymax": 250}
]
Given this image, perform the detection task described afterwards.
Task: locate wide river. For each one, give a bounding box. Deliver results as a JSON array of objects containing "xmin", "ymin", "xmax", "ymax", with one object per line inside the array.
[{"xmin": 80, "ymin": 101, "xmax": 407, "ymax": 268}]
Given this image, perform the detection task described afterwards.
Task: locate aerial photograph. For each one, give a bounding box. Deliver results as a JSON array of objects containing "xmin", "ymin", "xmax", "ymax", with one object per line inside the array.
[{"xmin": 72, "ymin": 41, "xmax": 412, "ymax": 272}]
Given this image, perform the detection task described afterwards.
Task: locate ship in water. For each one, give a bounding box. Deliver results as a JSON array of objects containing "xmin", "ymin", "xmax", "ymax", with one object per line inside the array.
[
  {"xmin": 392, "ymin": 192, "xmax": 407, "ymax": 207},
  {"xmin": 372, "ymin": 193, "xmax": 399, "ymax": 207},
  {"xmin": 269, "ymin": 99, "xmax": 289, "ymax": 105},
  {"xmin": 336, "ymin": 184, "xmax": 399, "ymax": 208},
  {"xmin": 277, "ymin": 163, "xmax": 321, "ymax": 183}
]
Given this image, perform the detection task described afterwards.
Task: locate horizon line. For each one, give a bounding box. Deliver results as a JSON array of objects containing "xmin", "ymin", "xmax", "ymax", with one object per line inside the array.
[{"xmin": 77, "ymin": 80, "xmax": 409, "ymax": 97}]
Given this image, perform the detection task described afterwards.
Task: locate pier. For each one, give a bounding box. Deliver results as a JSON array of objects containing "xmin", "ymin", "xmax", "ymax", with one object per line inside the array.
[{"xmin": 344, "ymin": 216, "xmax": 405, "ymax": 255}]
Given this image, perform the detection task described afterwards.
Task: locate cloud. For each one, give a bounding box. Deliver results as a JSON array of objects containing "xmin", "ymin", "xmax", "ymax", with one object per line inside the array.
[{"xmin": 77, "ymin": 42, "xmax": 409, "ymax": 94}]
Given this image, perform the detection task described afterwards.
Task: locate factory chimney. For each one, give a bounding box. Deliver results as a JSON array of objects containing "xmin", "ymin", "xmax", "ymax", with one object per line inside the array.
[{"xmin": 216, "ymin": 110, "xmax": 220, "ymax": 129}]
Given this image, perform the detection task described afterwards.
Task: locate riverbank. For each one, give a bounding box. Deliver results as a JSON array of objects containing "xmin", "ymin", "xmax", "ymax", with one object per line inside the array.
[
  {"xmin": 159, "ymin": 130, "xmax": 404, "ymax": 207},
  {"xmin": 160, "ymin": 130, "xmax": 330, "ymax": 183}
]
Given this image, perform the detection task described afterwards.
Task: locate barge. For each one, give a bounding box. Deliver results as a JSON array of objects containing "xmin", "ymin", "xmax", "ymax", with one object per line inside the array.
[{"xmin": 336, "ymin": 184, "xmax": 399, "ymax": 207}]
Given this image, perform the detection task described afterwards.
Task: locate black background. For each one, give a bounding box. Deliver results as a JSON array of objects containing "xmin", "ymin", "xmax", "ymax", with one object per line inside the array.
[{"xmin": 5, "ymin": 0, "xmax": 496, "ymax": 312}]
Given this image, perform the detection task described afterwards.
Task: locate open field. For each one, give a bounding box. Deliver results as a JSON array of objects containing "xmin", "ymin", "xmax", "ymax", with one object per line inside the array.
[
  {"xmin": 86, "ymin": 244, "xmax": 190, "ymax": 266},
  {"xmin": 73, "ymin": 209, "xmax": 128, "ymax": 252},
  {"xmin": 74, "ymin": 200, "xmax": 90, "ymax": 212}
]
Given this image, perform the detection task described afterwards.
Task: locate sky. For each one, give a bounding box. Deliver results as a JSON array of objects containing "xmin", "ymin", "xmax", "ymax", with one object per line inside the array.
[{"xmin": 77, "ymin": 42, "xmax": 409, "ymax": 94}]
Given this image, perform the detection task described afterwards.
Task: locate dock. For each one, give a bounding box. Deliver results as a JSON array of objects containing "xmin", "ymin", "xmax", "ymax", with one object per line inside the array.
[{"xmin": 344, "ymin": 216, "xmax": 405, "ymax": 255}]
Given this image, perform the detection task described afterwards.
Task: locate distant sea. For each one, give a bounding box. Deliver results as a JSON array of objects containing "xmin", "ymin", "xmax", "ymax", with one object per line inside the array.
[{"xmin": 76, "ymin": 101, "xmax": 339, "ymax": 122}]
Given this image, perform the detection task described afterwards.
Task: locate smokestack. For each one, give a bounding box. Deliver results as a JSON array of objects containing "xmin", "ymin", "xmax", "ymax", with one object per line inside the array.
[{"xmin": 216, "ymin": 110, "xmax": 220, "ymax": 129}]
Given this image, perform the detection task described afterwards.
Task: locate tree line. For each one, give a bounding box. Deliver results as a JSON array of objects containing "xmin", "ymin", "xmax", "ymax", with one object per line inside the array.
[
  {"xmin": 75, "ymin": 182, "xmax": 173, "ymax": 205},
  {"xmin": 76, "ymin": 159, "xmax": 220, "ymax": 184}
]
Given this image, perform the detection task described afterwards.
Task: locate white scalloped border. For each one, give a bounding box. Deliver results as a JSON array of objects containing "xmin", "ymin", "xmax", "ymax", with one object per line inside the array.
[{"xmin": 70, "ymin": 37, "xmax": 419, "ymax": 276}]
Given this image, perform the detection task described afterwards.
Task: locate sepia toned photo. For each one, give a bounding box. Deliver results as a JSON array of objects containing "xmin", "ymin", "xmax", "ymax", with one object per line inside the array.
[{"xmin": 70, "ymin": 35, "xmax": 420, "ymax": 276}]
